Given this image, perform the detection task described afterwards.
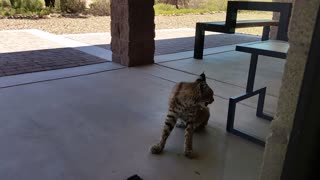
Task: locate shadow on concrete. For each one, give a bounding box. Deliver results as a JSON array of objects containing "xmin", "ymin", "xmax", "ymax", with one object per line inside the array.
[
  {"xmin": 96, "ymin": 33, "xmax": 261, "ymax": 55},
  {"xmin": 0, "ymin": 47, "xmax": 106, "ymax": 77}
]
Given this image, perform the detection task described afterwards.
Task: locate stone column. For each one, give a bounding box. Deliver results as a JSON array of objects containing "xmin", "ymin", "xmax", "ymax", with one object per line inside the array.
[
  {"xmin": 110, "ymin": 0, "xmax": 155, "ymax": 67},
  {"xmin": 259, "ymin": 0, "xmax": 320, "ymax": 180}
]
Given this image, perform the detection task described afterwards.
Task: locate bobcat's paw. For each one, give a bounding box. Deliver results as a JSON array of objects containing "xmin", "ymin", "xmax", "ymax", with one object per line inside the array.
[
  {"xmin": 184, "ymin": 150, "xmax": 194, "ymax": 159},
  {"xmin": 150, "ymin": 144, "xmax": 163, "ymax": 154}
]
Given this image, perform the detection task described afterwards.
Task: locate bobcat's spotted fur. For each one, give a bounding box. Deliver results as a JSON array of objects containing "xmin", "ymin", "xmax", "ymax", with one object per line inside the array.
[{"xmin": 150, "ymin": 73, "xmax": 214, "ymax": 158}]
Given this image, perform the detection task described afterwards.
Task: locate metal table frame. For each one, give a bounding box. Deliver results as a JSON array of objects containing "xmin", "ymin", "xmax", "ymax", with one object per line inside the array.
[{"xmin": 227, "ymin": 40, "xmax": 288, "ymax": 146}]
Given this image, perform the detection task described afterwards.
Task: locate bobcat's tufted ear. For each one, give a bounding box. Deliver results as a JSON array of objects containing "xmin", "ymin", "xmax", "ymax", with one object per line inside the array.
[{"xmin": 197, "ymin": 72, "xmax": 206, "ymax": 81}]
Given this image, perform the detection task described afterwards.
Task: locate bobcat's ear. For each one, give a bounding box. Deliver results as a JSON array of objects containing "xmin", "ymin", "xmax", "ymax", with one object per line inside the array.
[{"xmin": 197, "ymin": 72, "xmax": 206, "ymax": 82}]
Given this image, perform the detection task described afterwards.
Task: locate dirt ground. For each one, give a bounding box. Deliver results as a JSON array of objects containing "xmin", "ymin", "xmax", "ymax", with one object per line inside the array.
[{"xmin": 0, "ymin": 12, "xmax": 272, "ymax": 35}]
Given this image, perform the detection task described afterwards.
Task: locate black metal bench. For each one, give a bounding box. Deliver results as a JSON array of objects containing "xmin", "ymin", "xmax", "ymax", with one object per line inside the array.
[
  {"xmin": 227, "ymin": 40, "xmax": 289, "ymax": 146},
  {"xmin": 193, "ymin": 1, "xmax": 292, "ymax": 59}
]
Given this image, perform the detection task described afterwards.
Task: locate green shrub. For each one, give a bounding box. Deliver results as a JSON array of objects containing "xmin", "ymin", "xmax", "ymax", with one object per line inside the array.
[
  {"xmin": 11, "ymin": 0, "xmax": 44, "ymax": 12},
  {"xmin": 157, "ymin": 0, "xmax": 191, "ymax": 9},
  {"xmin": 0, "ymin": 0, "xmax": 55, "ymax": 17},
  {"xmin": 154, "ymin": 3, "xmax": 212, "ymax": 15},
  {"xmin": 0, "ymin": 0, "xmax": 11, "ymax": 8},
  {"xmin": 4, "ymin": 10, "xmax": 13, "ymax": 16},
  {"xmin": 37, "ymin": 8, "xmax": 51, "ymax": 16},
  {"xmin": 187, "ymin": 0, "xmax": 207, "ymax": 9},
  {"xmin": 88, "ymin": 0, "xmax": 110, "ymax": 16},
  {"xmin": 25, "ymin": 0, "xmax": 43, "ymax": 11},
  {"xmin": 207, "ymin": 0, "xmax": 227, "ymax": 11},
  {"xmin": 54, "ymin": 0, "xmax": 60, "ymax": 9},
  {"xmin": 0, "ymin": 7, "xmax": 16, "ymax": 16},
  {"xmin": 154, "ymin": 3, "xmax": 177, "ymax": 11},
  {"xmin": 65, "ymin": 0, "xmax": 86, "ymax": 13},
  {"xmin": 154, "ymin": 0, "xmax": 228, "ymax": 14}
]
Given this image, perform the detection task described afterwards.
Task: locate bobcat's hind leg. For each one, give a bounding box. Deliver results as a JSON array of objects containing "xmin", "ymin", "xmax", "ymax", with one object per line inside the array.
[
  {"xmin": 184, "ymin": 122, "xmax": 194, "ymax": 158},
  {"xmin": 151, "ymin": 113, "xmax": 177, "ymax": 154}
]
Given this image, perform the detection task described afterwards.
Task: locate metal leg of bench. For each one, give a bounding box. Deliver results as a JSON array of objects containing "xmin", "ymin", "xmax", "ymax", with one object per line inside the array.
[
  {"xmin": 246, "ymin": 53, "xmax": 259, "ymax": 93},
  {"xmin": 262, "ymin": 26, "xmax": 270, "ymax": 41},
  {"xmin": 194, "ymin": 23, "xmax": 205, "ymax": 59},
  {"xmin": 257, "ymin": 87, "xmax": 274, "ymax": 121},
  {"xmin": 226, "ymin": 87, "xmax": 272, "ymax": 146}
]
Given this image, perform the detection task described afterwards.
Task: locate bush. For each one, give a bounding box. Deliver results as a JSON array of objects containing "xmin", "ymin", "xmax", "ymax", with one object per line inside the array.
[
  {"xmin": 88, "ymin": 0, "xmax": 110, "ymax": 16},
  {"xmin": 0, "ymin": 0, "xmax": 11, "ymax": 8},
  {"xmin": 0, "ymin": 7, "xmax": 14, "ymax": 16},
  {"xmin": 54, "ymin": 0, "xmax": 60, "ymax": 9},
  {"xmin": 12, "ymin": 0, "xmax": 44, "ymax": 11},
  {"xmin": 37, "ymin": 8, "xmax": 51, "ymax": 16},
  {"xmin": 155, "ymin": 0, "xmax": 228, "ymax": 13},
  {"xmin": 157, "ymin": 0, "xmax": 190, "ymax": 9},
  {"xmin": 0, "ymin": 0, "xmax": 54, "ymax": 17},
  {"xmin": 154, "ymin": 3, "xmax": 211, "ymax": 15},
  {"xmin": 65, "ymin": 0, "xmax": 86, "ymax": 13},
  {"xmin": 154, "ymin": 3, "xmax": 177, "ymax": 12},
  {"xmin": 4, "ymin": 9, "xmax": 15, "ymax": 15},
  {"xmin": 206, "ymin": 0, "xmax": 227, "ymax": 11},
  {"xmin": 187, "ymin": 0, "xmax": 207, "ymax": 9}
]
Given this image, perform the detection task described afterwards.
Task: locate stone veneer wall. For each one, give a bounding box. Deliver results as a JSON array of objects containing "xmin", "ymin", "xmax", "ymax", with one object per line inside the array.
[
  {"xmin": 259, "ymin": 0, "xmax": 320, "ymax": 180},
  {"xmin": 110, "ymin": 0, "xmax": 155, "ymax": 67}
]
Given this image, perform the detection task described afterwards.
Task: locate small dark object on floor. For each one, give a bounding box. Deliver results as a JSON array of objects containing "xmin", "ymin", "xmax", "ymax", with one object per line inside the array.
[{"xmin": 127, "ymin": 174, "xmax": 143, "ymax": 180}]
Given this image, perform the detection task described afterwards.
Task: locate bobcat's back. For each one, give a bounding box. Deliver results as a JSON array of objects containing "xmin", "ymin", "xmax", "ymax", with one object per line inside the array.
[{"xmin": 169, "ymin": 82, "xmax": 200, "ymax": 108}]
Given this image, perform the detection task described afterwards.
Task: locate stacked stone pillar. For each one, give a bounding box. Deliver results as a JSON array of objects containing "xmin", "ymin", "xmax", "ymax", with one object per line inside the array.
[{"xmin": 110, "ymin": 0, "xmax": 155, "ymax": 67}]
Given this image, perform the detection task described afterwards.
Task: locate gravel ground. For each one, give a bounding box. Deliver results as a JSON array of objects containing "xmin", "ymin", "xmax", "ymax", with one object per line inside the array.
[{"xmin": 0, "ymin": 12, "xmax": 272, "ymax": 35}]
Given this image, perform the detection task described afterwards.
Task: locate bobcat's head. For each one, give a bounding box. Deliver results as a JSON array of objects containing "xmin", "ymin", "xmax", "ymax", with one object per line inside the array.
[{"xmin": 196, "ymin": 73, "xmax": 214, "ymax": 105}]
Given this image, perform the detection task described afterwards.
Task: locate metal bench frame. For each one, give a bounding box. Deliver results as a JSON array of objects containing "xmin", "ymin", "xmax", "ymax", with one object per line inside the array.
[{"xmin": 193, "ymin": 1, "xmax": 292, "ymax": 59}]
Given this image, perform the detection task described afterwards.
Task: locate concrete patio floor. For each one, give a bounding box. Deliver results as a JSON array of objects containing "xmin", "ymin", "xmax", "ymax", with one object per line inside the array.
[
  {"xmin": 0, "ymin": 30, "xmax": 285, "ymax": 180},
  {"xmin": 0, "ymin": 29, "xmax": 260, "ymax": 77}
]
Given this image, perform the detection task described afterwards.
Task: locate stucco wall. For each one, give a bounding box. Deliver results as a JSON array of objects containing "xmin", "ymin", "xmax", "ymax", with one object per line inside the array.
[{"xmin": 259, "ymin": 0, "xmax": 320, "ymax": 180}]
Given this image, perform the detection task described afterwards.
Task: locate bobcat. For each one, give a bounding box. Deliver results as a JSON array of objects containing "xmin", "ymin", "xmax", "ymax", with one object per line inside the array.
[{"xmin": 150, "ymin": 73, "xmax": 214, "ymax": 158}]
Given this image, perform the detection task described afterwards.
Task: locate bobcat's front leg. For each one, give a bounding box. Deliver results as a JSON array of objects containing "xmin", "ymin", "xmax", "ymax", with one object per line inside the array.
[
  {"xmin": 150, "ymin": 113, "xmax": 177, "ymax": 154},
  {"xmin": 184, "ymin": 122, "xmax": 194, "ymax": 158},
  {"xmin": 194, "ymin": 106, "xmax": 210, "ymax": 132}
]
